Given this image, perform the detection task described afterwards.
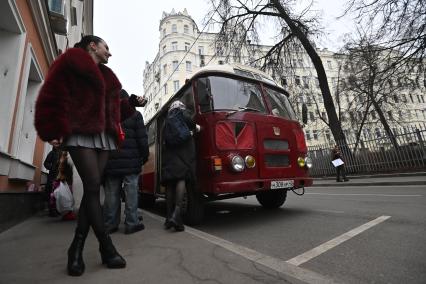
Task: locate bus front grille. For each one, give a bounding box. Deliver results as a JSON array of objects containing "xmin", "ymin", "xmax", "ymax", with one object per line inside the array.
[
  {"xmin": 264, "ymin": 154, "xmax": 289, "ymax": 167},
  {"xmin": 263, "ymin": 139, "xmax": 289, "ymax": 150}
]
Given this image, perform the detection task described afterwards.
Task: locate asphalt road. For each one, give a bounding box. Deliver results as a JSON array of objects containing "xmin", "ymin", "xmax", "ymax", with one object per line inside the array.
[{"xmin": 151, "ymin": 184, "xmax": 426, "ymax": 283}]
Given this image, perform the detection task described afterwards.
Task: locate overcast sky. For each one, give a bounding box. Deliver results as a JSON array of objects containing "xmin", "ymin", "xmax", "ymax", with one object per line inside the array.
[{"xmin": 94, "ymin": 0, "xmax": 355, "ymax": 96}]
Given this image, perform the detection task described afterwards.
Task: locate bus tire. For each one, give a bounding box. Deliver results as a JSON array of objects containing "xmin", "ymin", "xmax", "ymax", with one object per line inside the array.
[
  {"xmin": 256, "ymin": 190, "xmax": 287, "ymax": 209},
  {"xmin": 138, "ymin": 192, "xmax": 156, "ymax": 209},
  {"xmin": 183, "ymin": 185, "xmax": 204, "ymax": 225}
]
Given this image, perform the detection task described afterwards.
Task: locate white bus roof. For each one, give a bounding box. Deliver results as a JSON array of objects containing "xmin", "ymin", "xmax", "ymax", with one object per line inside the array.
[{"xmin": 189, "ymin": 63, "xmax": 281, "ymax": 88}]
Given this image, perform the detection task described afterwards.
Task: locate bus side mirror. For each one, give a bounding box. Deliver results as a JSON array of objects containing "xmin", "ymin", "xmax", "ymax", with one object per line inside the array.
[{"xmin": 302, "ymin": 103, "xmax": 308, "ymax": 124}]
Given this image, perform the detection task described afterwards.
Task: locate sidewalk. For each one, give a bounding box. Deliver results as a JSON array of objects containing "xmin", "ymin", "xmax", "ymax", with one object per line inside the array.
[
  {"xmin": 1, "ymin": 174, "xmax": 424, "ymax": 283},
  {"xmin": 0, "ymin": 210, "xmax": 331, "ymax": 284},
  {"xmin": 311, "ymin": 172, "xmax": 426, "ymax": 187}
]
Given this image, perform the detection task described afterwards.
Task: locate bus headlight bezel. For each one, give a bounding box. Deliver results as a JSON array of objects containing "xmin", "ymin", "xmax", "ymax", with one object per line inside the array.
[
  {"xmin": 297, "ymin": 157, "xmax": 306, "ymax": 168},
  {"xmin": 245, "ymin": 155, "xmax": 256, "ymax": 168},
  {"xmin": 305, "ymin": 157, "xmax": 313, "ymax": 169},
  {"xmin": 230, "ymin": 155, "xmax": 245, "ymax": 172}
]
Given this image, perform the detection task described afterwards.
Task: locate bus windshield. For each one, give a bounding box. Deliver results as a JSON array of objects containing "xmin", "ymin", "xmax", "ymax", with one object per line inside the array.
[
  {"xmin": 263, "ymin": 86, "xmax": 297, "ymax": 120},
  {"xmin": 198, "ymin": 76, "xmax": 267, "ymax": 114}
]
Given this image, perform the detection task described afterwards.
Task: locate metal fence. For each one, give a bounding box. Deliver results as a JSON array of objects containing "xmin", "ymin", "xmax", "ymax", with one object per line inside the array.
[{"xmin": 308, "ymin": 125, "xmax": 426, "ymax": 177}]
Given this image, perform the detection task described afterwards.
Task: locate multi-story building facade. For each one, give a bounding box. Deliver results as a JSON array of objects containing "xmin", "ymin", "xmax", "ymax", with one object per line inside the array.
[
  {"xmin": 0, "ymin": 0, "xmax": 93, "ymax": 229},
  {"xmin": 142, "ymin": 9, "xmax": 426, "ymax": 147}
]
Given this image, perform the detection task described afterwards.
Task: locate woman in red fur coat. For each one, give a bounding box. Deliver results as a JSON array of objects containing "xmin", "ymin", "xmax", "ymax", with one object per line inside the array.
[{"xmin": 35, "ymin": 35, "xmax": 134, "ymax": 276}]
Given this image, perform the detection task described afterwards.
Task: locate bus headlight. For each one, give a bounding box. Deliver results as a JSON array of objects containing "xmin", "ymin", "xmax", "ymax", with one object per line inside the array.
[
  {"xmin": 245, "ymin": 155, "xmax": 256, "ymax": 168},
  {"xmin": 297, "ymin": 157, "xmax": 306, "ymax": 168},
  {"xmin": 230, "ymin": 155, "xmax": 245, "ymax": 172},
  {"xmin": 305, "ymin": 157, "xmax": 313, "ymax": 169}
]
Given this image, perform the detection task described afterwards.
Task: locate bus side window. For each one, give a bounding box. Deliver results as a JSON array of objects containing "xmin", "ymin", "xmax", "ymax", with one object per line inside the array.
[
  {"xmin": 147, "ymin": 121, "xmax": 156, "ymax": 145},
  {"xmin": 197, "ymin": 77, "xmax": 212, "ymax": 113},
  {"xmin": 179, "ymin": 85, "xmax": 196, "ymax": 117}
]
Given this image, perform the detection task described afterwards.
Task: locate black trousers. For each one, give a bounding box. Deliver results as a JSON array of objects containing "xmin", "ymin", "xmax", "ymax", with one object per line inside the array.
[{"xmin": 336, "ymin": 165, "xmax": 347, "ymax": 181}]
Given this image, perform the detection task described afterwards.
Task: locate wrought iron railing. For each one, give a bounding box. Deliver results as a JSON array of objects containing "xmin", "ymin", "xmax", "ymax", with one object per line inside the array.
[{"xmin": 307, "ymin": 125, "xmax": 426, "ymax": 177}]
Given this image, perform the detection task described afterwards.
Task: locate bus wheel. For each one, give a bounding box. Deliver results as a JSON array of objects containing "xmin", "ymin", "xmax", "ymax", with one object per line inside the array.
[
  {"xmin": 256, "ymin": 190, "xmax": 287, "ymax": 208},
  {"xmin": 138, "ymin": 192, "xmax": 156, "ymax": 209},
  {"xmin": 183, "ymin": 186, "xmax": 204, "ymax": 225}
]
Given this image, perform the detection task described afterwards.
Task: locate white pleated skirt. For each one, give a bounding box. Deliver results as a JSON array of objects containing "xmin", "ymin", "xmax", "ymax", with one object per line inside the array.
[{"xmin": 64, "ymin": 131, "xmax": 117, "ymax": 150}]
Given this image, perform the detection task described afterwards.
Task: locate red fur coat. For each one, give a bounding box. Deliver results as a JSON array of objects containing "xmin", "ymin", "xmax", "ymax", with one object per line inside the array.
[{"xmin": 35, "ymin": 48, "xmax": 124, "ymax": 142}]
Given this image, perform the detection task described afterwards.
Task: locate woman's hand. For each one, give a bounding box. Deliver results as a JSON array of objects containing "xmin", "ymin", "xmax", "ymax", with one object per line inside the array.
[
  {"xmin": 129, "ymin": 94, "xmax": 147, "ymax": 107},
  {"xmin": 49, "ymin": 137, "xmax": 63, "ymax": 147},
  {"xmin": 136, "ymin": 96, "xmax": 147, "ymax": 107}
]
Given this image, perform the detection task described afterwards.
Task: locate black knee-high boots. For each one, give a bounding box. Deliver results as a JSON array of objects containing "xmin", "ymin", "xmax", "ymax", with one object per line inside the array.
[
  {"xmin": 67, "ymin": 229, "xmax": 126, "ymax": 276},
  {"xmin": 97, "ymin": 232, "xmax": 126, "ymax": 268},
  {"xmin": 67, "ymin": 229, "xmax": 87, "ymax": 276}
]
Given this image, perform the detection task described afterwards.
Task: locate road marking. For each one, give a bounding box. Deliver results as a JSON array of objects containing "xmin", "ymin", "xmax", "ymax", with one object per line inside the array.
[
  {"xmin": 306, "ymin": 193, "xmax": 422, "ymax": 197},
  {"xmin": 315, "ymin": 209, "xmax": 345, "ymax": 214},
  {"xmin": 142, "ymin": 210, "xmax": 336, "ymax": 284},
  {"xmin": 286, "ymin": 215, "xmax": 391, "ymax": 266}
]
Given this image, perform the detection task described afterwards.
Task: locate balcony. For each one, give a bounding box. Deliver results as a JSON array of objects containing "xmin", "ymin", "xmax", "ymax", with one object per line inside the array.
[{"xmin": 47, "ymin": 0, "xmax": 67, "ymax": 35}]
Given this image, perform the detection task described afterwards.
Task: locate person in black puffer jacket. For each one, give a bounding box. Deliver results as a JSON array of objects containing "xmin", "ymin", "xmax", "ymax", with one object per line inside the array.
[{"xmin": 103, "ymin": 89, "xmax": 149, "ymax": 235}]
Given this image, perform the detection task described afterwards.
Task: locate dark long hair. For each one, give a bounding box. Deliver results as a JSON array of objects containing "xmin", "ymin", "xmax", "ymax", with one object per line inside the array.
[{"xmin": 74, "ymin": 35, "xmax": 103, "ymax": 50}]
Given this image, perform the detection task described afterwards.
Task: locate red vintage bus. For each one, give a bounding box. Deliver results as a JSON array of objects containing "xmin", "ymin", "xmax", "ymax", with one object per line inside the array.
[{"xmin": 140, "ymin": 64, "xmax": 313, "ymax": 224}]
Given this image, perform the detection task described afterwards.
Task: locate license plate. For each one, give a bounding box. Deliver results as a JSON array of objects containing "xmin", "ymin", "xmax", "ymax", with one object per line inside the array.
[{"xmin": 270, "ymin": 180, "xmax": 294, "ymax": 189}]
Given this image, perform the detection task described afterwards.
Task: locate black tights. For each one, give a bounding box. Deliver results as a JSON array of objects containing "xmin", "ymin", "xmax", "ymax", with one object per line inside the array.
[
  {"xmin": 68, "ymin": 147, "xmax": 109, "ymax": 238},
  {"xmin": 166, "ymin": 180, "xmax": 186, "ymax": 218}
]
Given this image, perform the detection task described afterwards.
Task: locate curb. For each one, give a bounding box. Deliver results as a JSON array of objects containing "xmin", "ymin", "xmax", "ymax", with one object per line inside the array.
[
  {"xmin": 313, "ymin": 172, "xmax": 426, "ymax": 181},
  {"xmin": 310, "ymin": 180, "xmax": 426, "ymax": 187}
]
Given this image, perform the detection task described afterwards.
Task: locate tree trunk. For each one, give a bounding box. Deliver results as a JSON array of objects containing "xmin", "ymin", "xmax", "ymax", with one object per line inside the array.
[
  {"xmin": 271, "ymin": 0, "xmax": 349, "ymax": 151},
  {"xmin": 371, "ymin": 98, "xmax": 399, "ymax": 148},
  {"xmin": 367, "ymin": 70, "xmax": 399, "ymax": 148}
]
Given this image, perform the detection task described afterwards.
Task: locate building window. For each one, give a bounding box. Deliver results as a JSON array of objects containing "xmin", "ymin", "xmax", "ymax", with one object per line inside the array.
[
  {"xmin": 325, "ymin": 130, "xmax": 331, "ymax": 141},
  {"xmin": 327, "ymin": 60, "xmax": 332, "ymax": 69},
  {"xmin": 375, "ymin": 128, "xmax": 381, "ymax": 138},
  {"xmin": 171, "ymin": 41, "xmax": 178, "ymax": 51},
  {"xmin": 172, "ymin": 60, "xmax": 179, "ymax": 71},
  {"xmin": 48, "ymin": 0, "xmax": 65, "ymax": 14},
  {"xmin": 313, "ymin": 130, "xmax": 318, "ymax": 140},
  {"xmin": 295, "ymin": 76, "xmax": 301, "ymax": 85},
  {"xmin": 281, "ymin": 77, "xmax": 287, "ymax": 86},
  {"xmin": 186, "ymin": 61, "xmax": 192, "ymax": 72},
  {"xmin": 173, "ymin": 80, "xmax": 180, "ymax": 92},
  {"xmin": 302, "ymin": 76, "xmax": 309, "ymax": 88},
  {"xmin": 184, "ymin": 25, "xmax": 189, "ymax": 34},
  {"xmin": 184, "ymin": 42, "xmax": 190, "ymax": 51},
  {"xmin": 298, "ymin": 59, "xmax": 303, "ymax": 67},
  {"xmin": 198, "ymin": 46, "xmax": 204, "ymax": 55},
  {"xmin": 163, "ymin": 64, "xmax": 167, "ymax": 75},
  {"xmin": 309, "ymin": 111, "xmax": 315, "ymax": 121},
  {"xmin": 164, "ymin": 83, "xmax": 168, "ymax": 95},
  {"xmin": 70, "ymin": 7, "xmax": 77, "ymax": 26},
  {"xmin": 305, "ymin": 130, "xmax": 311, "ymax": 140},
  {"xmin": 172, "ymin": 24, "xmax": 177, "ymax": 33}
]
